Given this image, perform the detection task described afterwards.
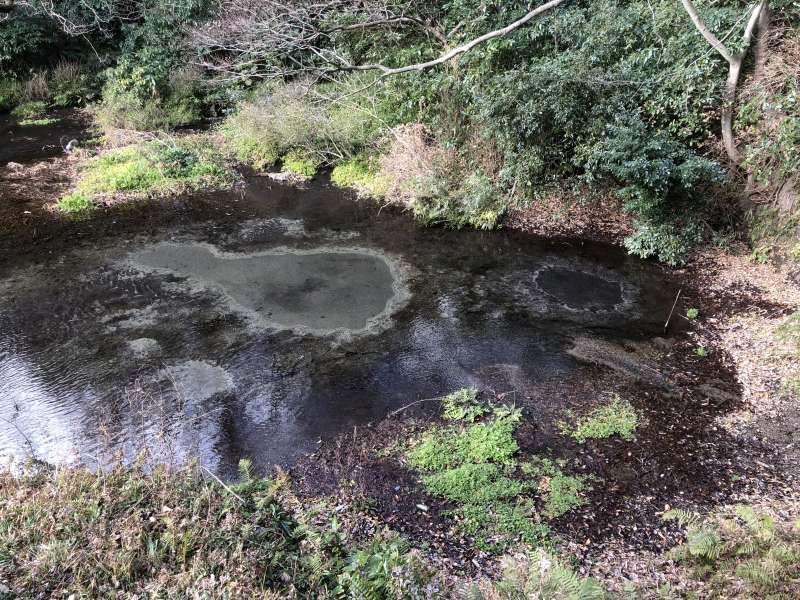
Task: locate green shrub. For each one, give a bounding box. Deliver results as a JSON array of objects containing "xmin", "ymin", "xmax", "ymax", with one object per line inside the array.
[
  {"xmin": 695, "ymin": 346, "xmax": 709, "ymax": 357},
  {"xmin": 93, "ymin": 88, "xmax": 202, "ymax": 133},
  {"xmin": 686, "ymin": 308, "xmax": 700, "ymax": 320},
  {"xmin": 624, "ymin": 221, "xmax": 703, "ymax": 266},
  {"xmin": 561, "ymin": 396, "xmax": 639, "ymax": 443},
  {"xmin": 56, "ymin": 193, "xmax": 94, "ymax": 214},
  {"xmin": 0, "ymin": 79, "xmax": 21, "ymax": 112},
  {"xmin": 282, "ymin": 152, "xmax": 319, "ymax": 178},
  {"xmin": 220, "ymin": 81, "xmax": 380, "ymax": 171}
]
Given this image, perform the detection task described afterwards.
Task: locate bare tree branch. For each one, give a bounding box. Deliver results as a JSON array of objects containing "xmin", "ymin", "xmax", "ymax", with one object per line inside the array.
[
  {"xmin": 345, "ymin": 0, "xmax": 567, "ymax": 75},
  {"xmin": 680, "ymin": 0, "xmax": 733, "ymax": 62},
  {"xmin": 193, "ymin": 0, "xmax": 567, "ymax": 82},
  {"xmin": 681, "ymin": 0, "xmax": 767, "ymax": 164}
]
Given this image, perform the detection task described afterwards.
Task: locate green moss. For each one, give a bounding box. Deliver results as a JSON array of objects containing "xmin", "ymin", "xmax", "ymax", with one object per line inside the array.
[
  {"xmin": 331, "ymin": 156, "xmax": 390, "ymax": 197},
  {"xmin": 79, "ymin": 147, "xmax": 165, "ymax": 194},
  {"xmin": 561, "ymin": 396, "xmax": 639, "ymax": 443},
  {"xmin": 56, "ymin": 193, "xmax": 94, "ymax": 214},
  {"xmin": 11, "ymin": 100, "xmax": 48, "ymax": 120}
]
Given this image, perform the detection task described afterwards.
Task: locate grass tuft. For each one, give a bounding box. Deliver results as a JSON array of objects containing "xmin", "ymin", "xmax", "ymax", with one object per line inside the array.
[{"xmin": 0, "ymin": 462, "xmax": 434, "ymax": 598}]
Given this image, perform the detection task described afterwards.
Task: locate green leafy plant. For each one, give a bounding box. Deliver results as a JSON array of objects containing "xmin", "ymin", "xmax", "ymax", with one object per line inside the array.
[
  {"xmin": 441, "ymin": 387, "xmax": 488, "ymax": 422},
  {"xmin": 522, "ymin": 458, "xmax": 590, "ymax": 519},
  {"xmin": 467, "ymin": 549, "xmax": 607, "ymax": 599},
  {"xmin": 686, "ymin": 308, "xmax": 699, "ymax": 320},
  {"xmin": 560, "ymin": 396, "xmax": 639, "ymax": 443},
  {"xmin": 695, "ymin": 346, "xmax": 709, "ymax": 357}
]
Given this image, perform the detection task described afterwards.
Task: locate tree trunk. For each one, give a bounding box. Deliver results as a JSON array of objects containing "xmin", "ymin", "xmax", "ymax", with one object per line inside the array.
[{"xmin": 722, "ymin": 57, "xmax": 744, "ymax": 165}]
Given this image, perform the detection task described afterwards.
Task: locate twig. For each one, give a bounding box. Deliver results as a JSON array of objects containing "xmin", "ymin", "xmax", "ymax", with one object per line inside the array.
[
  {"xmin": 0, "ymin": 416, "xmax": 37, "ymax": 461},
  {"xmin": 664, "ymin": 288, "xmax": 683, "ymax": 333},
  {"xmin": 201, "ymin": 465, "xmax": 245, "ymax": 503},
  {"xmin": 388, "ymin": 395, "xmax": 444, "ymax": 417}
]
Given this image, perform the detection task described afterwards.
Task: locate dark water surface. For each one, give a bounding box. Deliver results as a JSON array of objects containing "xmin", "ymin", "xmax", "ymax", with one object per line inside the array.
[{"xmin": 0, "ymin": 118, "xmax": 682, "ymax": 478}]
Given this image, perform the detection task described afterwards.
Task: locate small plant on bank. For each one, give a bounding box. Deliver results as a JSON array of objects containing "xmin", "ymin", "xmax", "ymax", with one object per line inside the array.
[
  {"xmin": 776, "ymin": 311, "xmax": 800, "ymax": 351},
  {"xmin": 522, "ymin": 457, "xmax": 590, "ymax": 519},
  {"xmin": 406, "ymin": 396, "xmax": 589, "ymax": 552},
  {"xmin": 441, "ymin": 387, "xmax": 488, "ymax": 422},
  {"xmin": 695, "ymin": 346, "xmax": 709, "ymax": 357},
  {"xmin": 560, "ymin": 396, "xmax": 639, "ymax": 444},
  {"xmin": 686, "ymin": 308, "xmax": 700, "ymax": 320},
  {"xmin": 663, "ymin": 506, "xmax": 800, "ymax": 597},
  {"xmin": 56, "ymin": 193, "xmax": 95, "ymax": 214},
  {"xmin": 465, "ymin": 549, "xmax": 607, "ymax": 599}
]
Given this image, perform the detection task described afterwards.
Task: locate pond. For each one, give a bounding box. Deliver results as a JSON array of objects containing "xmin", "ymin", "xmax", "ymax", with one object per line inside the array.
[{"xmin": 0, "ymin": 116, "xmax": 683, "ymax": 478}]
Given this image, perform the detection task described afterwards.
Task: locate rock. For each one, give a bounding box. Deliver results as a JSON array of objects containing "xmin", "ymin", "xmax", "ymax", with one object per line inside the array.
[
  {"xmin": 696, "ymin": 383, "xmax": 738, "ymax": 405},
  {"xmin": 6, "ymin": 161, "xmax": 23, "ymax": 170}
]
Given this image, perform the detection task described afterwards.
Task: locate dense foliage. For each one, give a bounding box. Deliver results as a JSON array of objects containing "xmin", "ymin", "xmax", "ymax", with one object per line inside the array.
[{"xmin": 1, "ymin": 0, "xmax": 798, "ymax": 264}]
